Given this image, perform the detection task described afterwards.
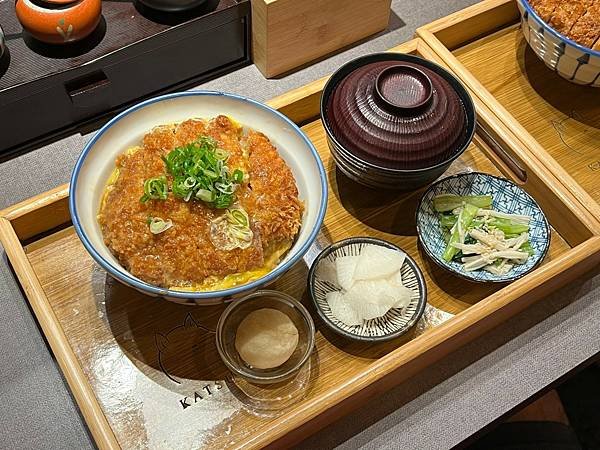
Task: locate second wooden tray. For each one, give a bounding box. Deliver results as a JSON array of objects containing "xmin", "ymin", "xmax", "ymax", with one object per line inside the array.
[
  {"xmin": 417, "ymin": 0, "xmax": 600, "ymax": 222},
  {"xmin": 1, "ymin": 38, "xmax": 600, "ymax": 450}
]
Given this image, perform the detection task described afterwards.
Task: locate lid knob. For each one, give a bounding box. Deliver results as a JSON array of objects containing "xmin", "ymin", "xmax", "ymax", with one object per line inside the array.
[{"xmin": 374, "ymin": 65, "xmax": 433, "ymax": 115}]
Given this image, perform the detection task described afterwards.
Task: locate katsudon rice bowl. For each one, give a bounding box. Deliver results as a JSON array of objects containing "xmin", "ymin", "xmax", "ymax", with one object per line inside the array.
[{"xmin": 70, "ymin": 92, "xmax": 327, "ymax": 305}]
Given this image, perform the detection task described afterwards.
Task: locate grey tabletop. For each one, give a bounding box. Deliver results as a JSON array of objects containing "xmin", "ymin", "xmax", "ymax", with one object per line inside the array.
[{"xmin": 1, "ymin": 1, "xmax": 600, "ymax": 449}]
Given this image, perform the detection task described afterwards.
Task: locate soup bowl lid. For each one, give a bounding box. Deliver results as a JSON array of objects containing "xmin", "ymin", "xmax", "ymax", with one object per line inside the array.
[{"xmin": 324, "ymin": 55, "xmax": 471, "ymax": 171}]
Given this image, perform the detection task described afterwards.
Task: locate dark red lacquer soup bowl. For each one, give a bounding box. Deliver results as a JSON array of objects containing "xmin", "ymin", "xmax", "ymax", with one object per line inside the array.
[{"xmin": 320, "ymin": 53, "xmax": 476, "ymax": 190}]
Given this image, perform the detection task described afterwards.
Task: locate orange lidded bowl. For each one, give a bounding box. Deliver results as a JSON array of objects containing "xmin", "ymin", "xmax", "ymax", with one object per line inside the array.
[{"xmin": 16, "ymin": 0, "xmax": 101, "ymax": 44}]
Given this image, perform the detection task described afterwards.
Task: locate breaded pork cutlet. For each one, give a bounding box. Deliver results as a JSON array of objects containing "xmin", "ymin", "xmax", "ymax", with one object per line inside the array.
[
  {"xmin": 241, "ymin": 130, "xmax": 303, "ymax": 250},
  {"xmin": 548, "ymin": 0, "xmax": 593, "ymax": 37},
  {"xmin": 569, "ymin": 0, "xmax": 600, "ymax": 49},
  {"xmin": 99, "ymin": 116, "xmax": 277, "ymax": 288},
  {"xmin": 529, "ymin": 0, "xmax": 562, "ymax": 22}
]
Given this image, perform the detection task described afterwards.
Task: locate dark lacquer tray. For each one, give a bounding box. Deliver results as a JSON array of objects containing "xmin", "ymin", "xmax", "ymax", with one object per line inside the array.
[{"xmin": 0, "ymin": 0, "xmax": 250, "ymax": 158}]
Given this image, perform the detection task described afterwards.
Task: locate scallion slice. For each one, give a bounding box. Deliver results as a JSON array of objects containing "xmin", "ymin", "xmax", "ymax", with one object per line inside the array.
[
  {"xmin": 148, "ymin": 217, "xmax": 173, "ymax": 234},
  {"xmin": 183, "ymin": 177, "xmax": 196, "ymax": 189},
  {"xmin": 233, "ymin": 169, "xmax": 244, "ymax": 183},
  {"xmin": 140, "ymin": 176, "xmax": 168, "ymax": 203},
  {"xmin": 196, "ymin": 189, "xmax": 216, "ymax": 202},
  {"xmin": 227, "ymin": 208, "xmax": 249, "ymax": 227},
  {"xmin": 215, "ymin": 182, "xmax": 234, "ymax": 194},
  {"xmin": 215, "ymin": 148, "xmax": 229, "ymax": 160}
]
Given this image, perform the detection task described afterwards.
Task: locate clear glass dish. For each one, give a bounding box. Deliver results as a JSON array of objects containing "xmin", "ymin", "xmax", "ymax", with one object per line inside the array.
[{"xmin": 216, "ymin": 290, "xmax": 315, "ymax": 385}]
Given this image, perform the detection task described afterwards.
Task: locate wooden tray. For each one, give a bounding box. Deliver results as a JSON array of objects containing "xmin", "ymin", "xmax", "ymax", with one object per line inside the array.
[
  {"xmin": 2, "ymin": 38, "xmax": 600, "ymax": 450},
  {"xmin": 416, "ymin": 0, "xmax": 600, "ymax": 221},
  {"xmin": 0, "ymin": 0, "xmax": 250, "ymax": 158}
]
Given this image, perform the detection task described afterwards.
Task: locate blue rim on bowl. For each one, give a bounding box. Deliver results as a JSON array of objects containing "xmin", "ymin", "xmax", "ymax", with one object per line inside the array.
[
  {"xmin": 69, "ymin": 91, "xmax": 328, "ymax": 302},
  {"xmin": 519, "ymin": 0, "xmax": 600, "ymax": 59},
  {"xmin": 416, "ymin": 172, "xmax": 551, "ymax": 283},
  {"xmin": 517, "ymin": 0, "xmax": 600, "ymax": 85},
  {"xmin": 308, "ymin": 237, "xmax": 427, "ymax": 342}
]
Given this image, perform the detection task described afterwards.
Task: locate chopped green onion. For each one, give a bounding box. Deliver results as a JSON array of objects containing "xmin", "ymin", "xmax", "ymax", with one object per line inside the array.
[
  {"xmin": 203, "ymin": 169, "xmax": 218, "ymax": 179},
  {"xmin": 214, "ymin": 194, "xmax": 234, "ymax": 209},
  {"xmin": 215, "ymin": 148, "xmax": 229, "ymax": 160},
  {"xmin": 233, "ymin": 169, "xmax": 244, "ymax": 183},
  {"xmin": 183, "ymin": 177, "xmax": 196, "ymax": 189},
  {"xmin": 227, "ymin": 208, "xmax": 249, "ymax": 227},
  {"xmin": 215, "ymin": 182, "xmax": 234, "ymax": 194},
  {"xmin": 142, "ymin": 135, "xmax": 245, "ymax": 209},
  {"xmin": 148, "ymin": 217, "xmax": 173, "ymax": 234},
  {"xmin": 196, "ymin": 189, "xmax": 215, "ymax": 202},
  {"xmin": 209, "ymin": 206, "xmax": 253, "ymax": 250},
  {"xmin": 226, "ymin": 207, "xmax": 252, "ymax": 241},
  {"xmin": 140, "ymin": 176, "xmax": 168, "ymax": 203}
]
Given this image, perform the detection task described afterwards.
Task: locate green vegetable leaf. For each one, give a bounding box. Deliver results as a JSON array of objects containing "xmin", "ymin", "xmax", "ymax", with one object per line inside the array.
[
  {"xmin": 520, "ymin": 241, "xmax": 534, "ymax": 256},
  {"xmin": 433, "ymin": 194, "xmax": 493, "ymax": 212},
  {"xmin": 442, "ymin": 202, "xmax": 479, "ymax": 262}
]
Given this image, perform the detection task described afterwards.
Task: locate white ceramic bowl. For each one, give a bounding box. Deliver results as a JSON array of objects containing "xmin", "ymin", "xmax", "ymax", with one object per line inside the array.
[
  {"xmin": 517, "ymin": 0, "xmax": 600, "ymax": 86},
  {"xmin": 70, "ymin": 91, "xmax": 328, "ymax": 305}
]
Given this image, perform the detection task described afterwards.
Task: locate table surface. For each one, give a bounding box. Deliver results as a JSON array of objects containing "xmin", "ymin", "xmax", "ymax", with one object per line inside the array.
[{"xmin": 2, "ymin": 1, "xmax": 600, "ymax": 449}]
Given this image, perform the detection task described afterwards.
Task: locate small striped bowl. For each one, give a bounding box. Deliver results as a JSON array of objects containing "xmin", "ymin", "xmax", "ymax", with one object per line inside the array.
[
  {"xmin": 517, "ymin": 0, "xmax": 600, "ymax": 86},
  {"xmin": 307, "ymin": 237, "xmax": 427, "ymax": 342}
]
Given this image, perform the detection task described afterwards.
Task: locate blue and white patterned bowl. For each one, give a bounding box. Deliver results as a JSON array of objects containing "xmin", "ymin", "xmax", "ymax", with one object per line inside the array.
[
  {"xmin": 517, "ymin": 0, "xmax": 600, "ymax": 86},
  {"xmin": 308, "ymin": 237, "xmax": 427, "ymax": 342},
  {"xmin": 416, "ymin": 172, "xmax": 550, "ymax": 283}
]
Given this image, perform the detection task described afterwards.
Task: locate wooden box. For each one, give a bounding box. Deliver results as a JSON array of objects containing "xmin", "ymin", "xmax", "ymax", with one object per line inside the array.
[
  {"xmin": 416, "ymin": 0, "xmax": 600, "ymax": 220},
  {"xmin": 1, "ymin": 38, "xmax": 599, "ymax": 449},
  {"xmin": 251, "ymin": 0, "xmax": 392, "ymax": 77},
  {"xmin": 0, "ymin": 0, "xmax": 250, "ymax": 158}
]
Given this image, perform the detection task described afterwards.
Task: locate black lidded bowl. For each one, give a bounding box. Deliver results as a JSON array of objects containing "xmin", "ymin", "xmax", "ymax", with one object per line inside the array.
[
  {"xmin": 320, "ymin": 53, "xmax": 476, "ymax": 191},
  {"xmin": 137, "ymin": 0, "xmax": 208, "ymax": 13}
]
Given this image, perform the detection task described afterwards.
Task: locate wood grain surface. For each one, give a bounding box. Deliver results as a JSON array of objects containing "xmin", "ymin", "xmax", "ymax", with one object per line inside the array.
[
  {"xmin": 454, "ymin": 26, "xmax": 600, "ymax": 203},
  {"xmin": 416, "ymin": 0, "xmax": 600, "ymax": 221},
  {"xmin": 2, "ymin": 38, "xmax": 600, "ymax": 450},
  {"xmin": 251, "ymin": 0, "xmax": 391, "ymax": 77}
]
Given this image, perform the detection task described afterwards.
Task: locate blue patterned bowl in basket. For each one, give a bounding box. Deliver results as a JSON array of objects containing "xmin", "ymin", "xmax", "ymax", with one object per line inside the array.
[
  {"xmin": 517, "ymin": 0, "xmax": 600, "ymax": 86},
  {"xmin": 308, "ymin": 237, "xmax": 427, "ymax": 342},
  {"xmin": 416, "ymin": 172, "xmax": 550, "ymax": 283}
]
